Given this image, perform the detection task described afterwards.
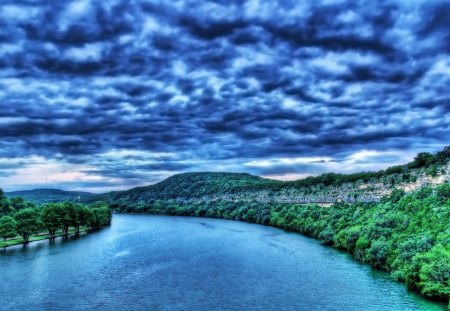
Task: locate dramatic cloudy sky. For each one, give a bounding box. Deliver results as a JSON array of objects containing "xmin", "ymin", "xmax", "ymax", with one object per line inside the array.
[{"xmin": 0, "ymin": 0, "xmax": 449, "ymax": 192}]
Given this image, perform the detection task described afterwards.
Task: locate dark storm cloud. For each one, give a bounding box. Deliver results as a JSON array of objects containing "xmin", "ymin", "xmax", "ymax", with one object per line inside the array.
[{"xmin": 0, "ymin": 0, "xmax": 449, "ymax": 191}]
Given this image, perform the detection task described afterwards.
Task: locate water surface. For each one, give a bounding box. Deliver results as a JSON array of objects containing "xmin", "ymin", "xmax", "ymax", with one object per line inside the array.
[{"xmin": 0, "ymin": 215, "xmax": 445, "ymax": 310}]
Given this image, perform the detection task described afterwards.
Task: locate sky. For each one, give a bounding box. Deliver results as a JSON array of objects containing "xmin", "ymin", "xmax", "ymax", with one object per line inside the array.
[{"xmin": 0, "ymin": 0, "xmax": 449, "ymax": 193}]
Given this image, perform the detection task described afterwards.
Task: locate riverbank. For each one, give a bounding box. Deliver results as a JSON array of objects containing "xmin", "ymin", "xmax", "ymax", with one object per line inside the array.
[
  {"xmin": 114, "ymin": 184, "xmax": 450, "ymax": 308},
  {"xmin": 0, "ymin": 227, "xmax": 89, "ymax": 248}
]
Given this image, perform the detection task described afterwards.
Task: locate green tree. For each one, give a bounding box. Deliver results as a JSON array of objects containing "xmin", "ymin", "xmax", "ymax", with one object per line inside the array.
[
  {"xmin": 407, "ymin": 245, "xmax": 450, "ymax": 300},
  {"xmin": 9, "ymin": 197, "xmax": 28, "ymax": 212},
  {"xmin": 90, "ymin": 202, "xmax": 112, "ymax": 228},
  {"xmin": 389, "ymin": 189, "xmax": 405, "ymax": 203},
  {"xmin": 67, "ymin": 203, "xmax": 81, "ymax": 234},
  {"xmin": 41, "ymin": 203, "xmax": 62, "ymax": 239},
  {"xmin": 409, "ymin": 152, "xmax": 435, "ymax": 169},
  {"xmin": 79, "ymin": 206, "xmax": 94, "ymax": 230},
  {"xmin": 243, "ymin": 208, "xmax": 256, "ymax": 222},
  {"xmin": 0, "ymin": 190, "xmax": 12, "ymax": 215},
  {"xmin": 435, "ymin": 146, "xmax": 450, "ymax": 164},
  {"xmin": 14, "ymin": 208, "xmax": 42, "ymax": 244},
  {"xmin": 338, "ymin": 226, "xmax": 362, "ymax": 252},
  {"xmin": 0, "ymin": 216, "xmax": 17, "ymax": 245},
  {"xmin": 59, "ymin": 202, "xmax": 77, "ymax": 236},
  {"xmin": 318, "ymin": 226, "xmax": 335, "ymax": 245},
  {"xmin": 436, "ymin": 183, "xmax": 450, "ymax": 204}
]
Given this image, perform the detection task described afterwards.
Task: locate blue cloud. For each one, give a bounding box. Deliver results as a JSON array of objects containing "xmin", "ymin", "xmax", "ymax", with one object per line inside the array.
[{"xmin": 0, "ymin": 0, "xmax": 448, "ymax": 191}]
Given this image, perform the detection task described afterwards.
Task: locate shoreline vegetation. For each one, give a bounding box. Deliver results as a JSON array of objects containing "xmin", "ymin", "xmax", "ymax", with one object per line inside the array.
[
  {"xmin": 0, "ymin": 196, "xmax": 112, "ymax": 249},
  {"xmin": 115, "ymin": 183, "xmax": 450, "ymax": 308}
]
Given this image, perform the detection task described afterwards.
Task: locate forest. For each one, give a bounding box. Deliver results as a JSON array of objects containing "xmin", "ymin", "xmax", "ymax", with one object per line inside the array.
[{"xmin": 0, "ymin": 189, "xmax": 112, "ymax": 247}]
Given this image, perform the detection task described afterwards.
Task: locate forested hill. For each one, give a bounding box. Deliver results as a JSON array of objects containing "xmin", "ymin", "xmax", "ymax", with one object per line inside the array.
[
  {"xmin": 110, "ymin": 172, "xmax": 281, "ymax": 199},
  {"xmin": 108, "ymin": 147, "xmax": 450, "ymax": 210},
  {"xmin": 5, "ymin": 189, "xmax": 98, "ymax": 204}
]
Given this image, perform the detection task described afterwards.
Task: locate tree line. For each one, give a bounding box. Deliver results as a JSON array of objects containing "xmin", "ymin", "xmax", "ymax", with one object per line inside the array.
[{"xmin": 0, "ymin": 189, "xmax": 112, "ymax": 245}]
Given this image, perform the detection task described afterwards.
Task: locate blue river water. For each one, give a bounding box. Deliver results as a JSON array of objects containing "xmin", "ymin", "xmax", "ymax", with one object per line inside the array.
[{"xmin": 0, "ymin": 215, "xmax": 446, "ymax": 310}]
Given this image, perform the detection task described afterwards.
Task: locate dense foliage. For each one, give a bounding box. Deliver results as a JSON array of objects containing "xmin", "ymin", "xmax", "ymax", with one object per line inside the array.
[
  {"xmin": 0, "ymin": 189, "xmax": 112, "ymax": 245},
  {"xmin": 14, "ymin": 208, "xmax": 42, "ymax": 243},
  {"xmin": 115, "ymin": 183, "xmax": 450, "ymax": 304},
  {"xmin": 108, "ymin": 172, "xmax": 280, "ymax": 204},
  {"xmin": 40, "ymin": 201, "xmax": 111, "ymax": 238},
  {"xmin": 0, "ymin": 216, "xmax": 17, "ymax": 243}
]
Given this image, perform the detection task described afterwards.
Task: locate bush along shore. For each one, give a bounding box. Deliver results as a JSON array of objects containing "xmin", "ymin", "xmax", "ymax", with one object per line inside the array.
[
  {"xmin": 115, "ymin": 183, "xmax": 450, "ymax": 307},
  {"xmin": 0, "ymin": 191, "xmax": 112, "ymax": 248}
]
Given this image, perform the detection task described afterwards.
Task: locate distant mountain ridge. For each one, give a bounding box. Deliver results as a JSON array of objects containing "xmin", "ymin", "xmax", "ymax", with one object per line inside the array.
[
  {"xmin": 5, "ymin": 147, "xmax": 450, "ymax": 207},
  {"xmin": 5, "ymin": 189, "xmax": 99, "ymax": 204},
  {"xmin": 106, "ymin": 147, "xmax": 450, "ymax": 210}
]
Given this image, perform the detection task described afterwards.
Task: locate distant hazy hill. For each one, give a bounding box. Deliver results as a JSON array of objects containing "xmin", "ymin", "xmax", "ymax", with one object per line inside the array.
[
  {"xmin": 108, "ymin": 147, "xmax": 450, "ymax": 210},
  {"xmin": 5, "ymin": 189, "xmax": 99, "ymax": 204}
]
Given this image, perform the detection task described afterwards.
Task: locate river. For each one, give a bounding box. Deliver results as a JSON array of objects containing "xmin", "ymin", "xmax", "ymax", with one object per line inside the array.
[{"xmin": 0, "ymin": 215, "xmax": 445, "ymax": 310}]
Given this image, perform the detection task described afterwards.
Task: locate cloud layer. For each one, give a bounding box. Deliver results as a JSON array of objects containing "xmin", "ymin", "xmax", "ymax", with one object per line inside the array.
[{"xmin": 0, "ymin": 0, "xmax": 449, "ymax": 192}]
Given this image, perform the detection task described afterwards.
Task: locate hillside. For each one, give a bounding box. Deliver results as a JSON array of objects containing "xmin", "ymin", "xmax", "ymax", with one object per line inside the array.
[
  {"xmin": 109, "ymin": 147, "xmax": 450, "ymax": 210},
  {"xmin": 105, "ymin": 147, "xmax": 450, "ymax": 305},
  {"xmin": 107, "ymin": 172, "xmax": 280, "ymax": 204},
  {"xmin": 5, "ymin": 189, "xmax": 99, "ymax": 204}
]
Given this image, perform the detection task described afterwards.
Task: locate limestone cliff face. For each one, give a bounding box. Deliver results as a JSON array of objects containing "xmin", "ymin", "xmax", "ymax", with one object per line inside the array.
[
  {"xmin": 108, "ymin": 151, "xmax": 450, "ymax": 209},
  {"xmin": 171, "ymin": 163, "xmax": 450, "ymax": 205},
  {"xmin": 400, "ymin": 163, "xmax": 450, "ymax": 191}
]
